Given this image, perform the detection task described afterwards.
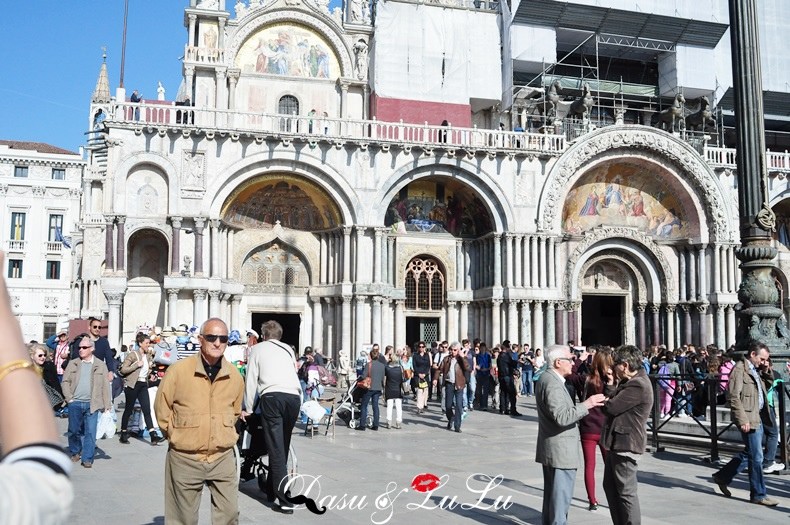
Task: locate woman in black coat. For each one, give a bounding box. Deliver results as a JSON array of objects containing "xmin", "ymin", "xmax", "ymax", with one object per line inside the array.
[{"xmin": 384, "ymin": 353, "xmax": 404, "ymax": 429}]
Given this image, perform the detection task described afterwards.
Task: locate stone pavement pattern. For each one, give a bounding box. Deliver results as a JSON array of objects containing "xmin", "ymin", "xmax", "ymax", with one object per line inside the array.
[{"xmin": 64, "ymin": 395, "xmax": 790, "ymax": 524}]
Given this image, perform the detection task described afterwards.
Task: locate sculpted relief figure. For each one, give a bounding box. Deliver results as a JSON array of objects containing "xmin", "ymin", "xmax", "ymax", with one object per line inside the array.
[{"xmin": 354, "ymin": 39, "xmax": 368, "ymax": 80}]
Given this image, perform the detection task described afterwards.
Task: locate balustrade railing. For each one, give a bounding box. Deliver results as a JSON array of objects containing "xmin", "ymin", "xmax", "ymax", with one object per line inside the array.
[
  {"xmin": 185, "ymin": 45, "xmax": 225, "ymax": 64},
  {"xmin": 45, "ymin": 241, "xmax": 63, "ymax": 253},
  {"xmin": 109, "ymin": 102, "xmax": 567, "ymax": 155},
  {"xmin": 7, "ymin": 240, "xmax": 25, "ymax": 251},
  {"xmin": 704, "ymin": 146, "xmax": 790, "ymax": 172}
]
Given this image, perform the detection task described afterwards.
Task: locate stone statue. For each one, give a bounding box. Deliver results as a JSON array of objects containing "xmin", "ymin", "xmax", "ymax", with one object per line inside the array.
[
  {"xmin": 183, "ymin": 255, "xmax": 192, "ymax": 277},
  {"xmin": 354, "ymin": 39, "xmax": 368, "ymax": 80},
  {"xmin": 157, "ymin": 81, "xmax": 165, "ymax": 101},
  {"xmin": 349, "ymin": 0, "xmax": 363, "ymax": 22}
]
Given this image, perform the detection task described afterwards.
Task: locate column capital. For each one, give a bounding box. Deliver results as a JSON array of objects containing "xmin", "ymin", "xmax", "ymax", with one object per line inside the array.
[
  {"xmin": 519, "ymin": 299, "xmax": 532, "ymax": 309},
  {"xmin": 231, "ymin": 295, "xmax": 242, "ymax": 305},
  {"xmin": 104, "ymin": 291, "xmax": 124, "ymax": 305},
  {"xmin": 354, "ymin": 295, "xmax": 365, "ymax": 306},
  {"xmin": 446, "ymin": 300, "xmax": 457, "ymax": 308},
  {"xmin": 493, "ymin": 233, "xmax": 502, "ymax": 241},
  {"xmin": 460, "ymin": 301, "xmax": 470, "ymax": 307},
  {"xmin": 105, "ymin": 214, "xmax": 117, "ymax": 225},
  {"xmin": 566, "ymin": 301, "xmax": 581, "ymax": 311},
  {"xmin": 221, "ymin": 293, "xmax": 232, "ymax": 302},
  {"xmin": 664, "ymin": 303, "xmax": 677, "ymax": 313},
  {"xmin": 394, "ymin": 299, "xmax": 405, "ymax": 309},
  {"xmin": 170, "ymin": 216, "xmax": 183, "ymax": 228},
  {"xmin": 343, "ymin": 226, "xmax": 353, "ymax": 236},
  {"xmin": 372, "ymin": 296, "xmax": 384, "ymax": 306},
  {"xmin": 187, "ymin": 13, "xmax": 197, "ymax": 22},
  {"xmin": 546, "ymin": 300, "xmax": 556, "ymax": 308},
  {"xmin": 725, "ymin": 303, "xmax": 736, "ymax": 313},
  {"xmin": 208, "ymin": 290, "xmax": 221, "ymax": 300},
  {"xmin": 636, "ymin": 303, "xmax": 647, "ymax": 313},
  {"xmin": 679, "ymin": 303, "xmax": 691, "ymax": 313},
  {"xmin": 341, "ymin": 294, "xmax": 352, "ymax": 303},
  {"xmin": 338, "ymin": 79, "xmax": 351, "ymax": 91},
  {"xmin": 491, "ymin": 299, "xmax": 503, "ymax": 306},
  {"xmin": 184, "ymin": 65, "xmax": 195, "ymax": 76},
  {"xmin": 166, "ymin": 288, "xmax": 181, "ymax": 298},
  {"xmin": 194, "ymin": 217, "xmax": 206, "ymax": 231},
  {"xmin": 193, "ymin": 289, "xmax": 208, "ymax": 300},
  {"xmin": 696, "ymin": 302, "xmax": 709, "ymax": 314},
  {"xmin": 649, "ymin": 303, "xmax": 661, "ymax": 314},
  {"xmin": 227, "ymin": 68, "xmax": 241, "ymax": 82},
  {"xmin": 714, "ymin": 302, "xmax": 725, "ymax": 312},
  {"xmin": 115, "ymin": 215, "xmax": 126, "ymax": 224}
]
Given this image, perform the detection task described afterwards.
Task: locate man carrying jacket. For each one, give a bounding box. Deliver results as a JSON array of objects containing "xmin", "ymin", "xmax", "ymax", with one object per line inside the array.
[
  {"xmin": 434, "ymin": 341, "xmax": 469, "ymax": 432},
  {"xmin": 712, "ymin": 342, "xmax": 779, "ymax": 506}
]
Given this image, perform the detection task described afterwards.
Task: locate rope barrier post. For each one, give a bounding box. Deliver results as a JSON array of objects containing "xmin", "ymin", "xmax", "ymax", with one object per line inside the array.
[{"xmin": 709, "ymin": 374, "xmax": 719, "ymax": 463}]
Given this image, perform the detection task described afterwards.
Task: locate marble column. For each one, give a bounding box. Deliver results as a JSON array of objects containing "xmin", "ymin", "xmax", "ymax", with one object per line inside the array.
[
  {"xmin": 105, "ymin": 216, "xmax": 115, "ymax": 272},
  {"xmin": 187, "ymin": 14, "xmax": 197, "ymax": 48},
  {"xmin": 726, "ymin": 305, "xmax": 736, "ymax": 349},
  {"xmin": 226, "ymin": 228, "xmax": 235, "ymax": 279},
  {"xmin": 507, "ymin": 300, "xmax": 518, "ymax": 342},
  {"xmin": 227, "ymin": 70, "xmax": 239, "ymax": 111},
  {"xmin": 520, "ymin": 300, "xmax": 531, "ymax": 345},
  {"xmin": 220, "ymin": 294, "xmax": 231, "ymax": 324},
  {"xmin": 394, "ymin": 300, "xmax": 405, "ymax": 352},
  {"xmin": 681, "ymin": 304, "xmax": 692, "ymax": 345},
  {"xmin": 532, "ymin": 301, "xmax": 544, "ymax": 350},
  {"xmin": 650, "ymin": 304, "xmax": 660, "ymax": 346},
  {"xmin": 514, "ymin": 235, "xmax": 522, "ymax": 288},
  {"xmin": 636, "ymin": 304, "xmax": 646, "ymax": 350},
  {"xmin": 688, "ymin": 247, "xmax": 697, "ymax": 301},
  {"xmin": 387, "ymin": 235, "xmax": 395, "ymax": 285},
  {"xmin": 372, "ymin": 297, "xmax": 383, "ymax": 345},
  {"xmin": 342, "ymin": 228, "xmax": 352, "ymax": 283},
  {"xmin": 568, "ymin": 302, "xmax": 580, "ymax": 346},
  {"xmin": 193, "ymin": 289, "xmax": 208, "ymax": 326},
  {"xmin": 697, "ymin": 303, "xmax": 709, "ymax": 347},
  {"xmin": 493, "ymin": 235, "xmax": 502, "ymax": 287},
  {"xmin": 538, "ymin": 237, "xmax": 547, "ymax": 288},
  {"xmin": 665, "ymin": 304, "xmax": 676, "ymax": 350},
  {"xmin": 339, "ymin": 81, "xmax": 349, "ymax": 118},
  {"xmin": 713, "ymin": 244, "xmax": 721, "ymax": 293},
  {"xmin": 115, "ymin": 216, "xmax": 126, "ymax": 273},
  {"xmin": 715, "ymin": 303, "xmax": 726, "ymax": 350},
  {"xmin": 373, "ymin": 228, "xmax": 382, "ymax": 284},
  {"xmin": 167, "ymin": 288, "xmax": 179, "ymax": 328},
  {"xmin": 547, "ymin": 237, "xmax": 555, "ymax": 288},
  {"xmin": 698, "ymin": 245, "xmax": 707, "ymax": 301},
  {"xmin": 105, "ymin": 292, "xmax": 124, "ymax": 351},
  {"xmin": 460, "ymin": 301, "xmax": 469, "ymax": 340},
  {"xmin": 309, "ymin": 298, "xmax": 321, "ymax": 350},
  {"xmin": 447, "ymin": 301, "xmax": 457, "ymax": 342},
  {"xmin": 210, "ymin": 220, "xmax": 220, "ymax": 278},
  {"xmin": 193, "ymin": 217, "xmax": 205, "ymax": 275},
  {"xmin": 491, "ymin": 300, "xmax": 501, "ymax": 344},
  {"xmin": 530, "ymin": 236, "xmax": 538, "ymax": 288},
  {"xmin": 678, "ymin": 247, "xmax": 686, "ymax": 301},
  {"xmin": 341, "ymin": 296, "xmax": 352, "ymax": 354},
  {"xmin": 456, "ymin": 240, "xmax": 463, "ymax": 290},
  {"xmin": 208, "ymin": 290, "xmax": 220, "ymax": 318},
  {"xmin": 463, "ymin": 241, "xmax": 471, "ymax": 290},
  {"xmin": 556, "ymin": 303, "xmax": 567, "ymax": 345},
  {"xmin": 354, "ymin": 296, "xmax": 365, "ymax": 350},
  {"xmin": 230, "ymin": 296, "xmax": 242, "ymax": 332},
  {"xmin": 545, "ymin": 300, "xmax": 556, "ymax": 346},
  {"xmin": 184, "ymin": 66, "xmax": 195, "ymax": 113},
  {"xmin": 170, "ymin": 216, "xmax": 182, "ymax": 275}
]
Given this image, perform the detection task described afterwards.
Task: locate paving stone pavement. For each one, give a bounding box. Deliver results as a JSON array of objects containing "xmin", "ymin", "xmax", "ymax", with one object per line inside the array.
[{"xmin": 63, "ymin": 394, "xmax": 790, "ymax": 524}]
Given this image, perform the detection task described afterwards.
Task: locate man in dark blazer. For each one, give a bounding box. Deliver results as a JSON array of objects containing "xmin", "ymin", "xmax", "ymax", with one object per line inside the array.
[
  {"xmin": 535, "ymin": 345, "xmax": 605, "ymax": 525},
  {"xmin": 601, "ymin": 345, "xmax": 654, "ymax": 525}
]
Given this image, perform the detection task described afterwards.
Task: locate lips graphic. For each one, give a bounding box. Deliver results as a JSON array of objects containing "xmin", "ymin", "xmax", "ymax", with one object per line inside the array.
[{"xmin": 411, "ymin": 473, "xmax": 441, "ymax": 493}]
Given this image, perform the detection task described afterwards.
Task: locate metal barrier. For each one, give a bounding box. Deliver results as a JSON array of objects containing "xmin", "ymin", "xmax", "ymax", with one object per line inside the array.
[{"xmin": 647, "ymin": 373, "xmax": 789, "ymax": 467}]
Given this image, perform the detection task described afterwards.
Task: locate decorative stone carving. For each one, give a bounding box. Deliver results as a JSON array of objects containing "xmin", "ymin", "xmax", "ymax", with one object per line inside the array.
[
  {"xmin": 193, "ymin": 289, "xmax": 208, "ymax": 300},
  {"xmin": 564, "ymin": 226, "xmax": 675, "ymax": 302},
  {"xmin": 649, "ymin": 303, "xmax": 660, "ymax": 314},
  {"xmin": 105, "ymin": 292, "xmax": 124, "ymax": 305},
  {"xmin": 181, "ymin": 151, "xmax": 206, "ymax": 199},
  {"xmin": 538, "ymin": 126, "xmax": 733, "ymax": 242},
  {"xmin": 44, "ymin": 296, "xmax": 58, "ymax": 310},
  {"xmin": 32, "ymin": 186, "xmax": 46, "ymax": 197},
  {"xmin": 10, "ymin": 296, "xmax": 20, "ymax": 309}
]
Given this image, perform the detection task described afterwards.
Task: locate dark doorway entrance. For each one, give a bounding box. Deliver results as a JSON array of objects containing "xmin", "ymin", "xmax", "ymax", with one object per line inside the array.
[
  {"xmin": 581, "ymin": 295, "xmax": 624, "ymax": 347},
  {"xmin": 251, "ymin": 312, "xmax": 301, "ymax": 351},
  {"xmin": 406, "ymin": 317, "xmax": 440, "ymax": 349}
]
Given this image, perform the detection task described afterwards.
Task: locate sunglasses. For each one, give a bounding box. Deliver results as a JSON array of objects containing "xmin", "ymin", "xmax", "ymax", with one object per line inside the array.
[
  {"xmin": 202, "ymin": 334, "xmax": 229, "ymax": 344},
  {"xmin": 35, "ymin": 354, "xmax": 46, "ymax": 358},
  {"xmin": 90, "ymin": 325, "xmax": 101, "ymax": 329},
  {"xmin": 79, "ymin": 345, "xmax": 93, "ymax": 349}
]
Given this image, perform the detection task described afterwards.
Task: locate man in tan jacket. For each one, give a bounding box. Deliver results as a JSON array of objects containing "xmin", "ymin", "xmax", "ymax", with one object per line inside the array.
[{"xmin": 155, "ymin": 318, "xmax": 244, "ymax": 525}]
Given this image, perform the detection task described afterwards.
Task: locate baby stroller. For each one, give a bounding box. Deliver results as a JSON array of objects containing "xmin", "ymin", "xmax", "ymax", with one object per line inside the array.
[
  {"xmin": 334, "ymin": 381, "xmax": 374, "ymax": 429},
  {"xmin": 237, "ymin": 412, "xmax": 297, "ymax": 497}
]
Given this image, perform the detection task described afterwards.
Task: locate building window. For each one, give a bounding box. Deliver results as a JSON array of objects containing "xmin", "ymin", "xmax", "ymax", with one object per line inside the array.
[
  {"xmin": 7, "ymin": 259, "xmax": 22, "ymax": 278},
  {"xmin": 405, "ymin": 257, "xmax": 445, "ymax": 310},
  {"xmin": 278, "ymin": 95, "xmax": 299, "ymax": 132},
  {"xmin": 46, "ymin": 261, "xmax": 61, "ymax": 280},
  {"xmin": 48, "ymin": 214, "xmax": 64, "ymax": 242},
  {"xmin": 14, "ymin": 166, "xmax": 28, "ymax": 178},
  {"xmin": 10, "ymin": 212, "xmax": 26, "ymax": 240},
  {"xmin": 43, "ymin": 322, "xmax": 57, "ymax": 340},
  {"xmin": 52, "ymin": 168, "xmax": 65, "ymax": 180}
]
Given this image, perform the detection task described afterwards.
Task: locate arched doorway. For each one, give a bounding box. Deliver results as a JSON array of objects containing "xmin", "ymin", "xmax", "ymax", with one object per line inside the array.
[
  {"xmin": 580, "ymin": 259, "xmax": 637, "ymax": 346},
  {"xmin": 124, "ymin": 229, "xmax": 169, "ymax": 345},
  {"xmin": 404, "ymin": 256, "xmax": 446, "ymax": 347}
]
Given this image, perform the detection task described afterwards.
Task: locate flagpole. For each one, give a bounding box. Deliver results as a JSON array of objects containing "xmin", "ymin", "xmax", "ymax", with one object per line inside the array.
[{"xmin": 119, "ymin": 0, "xmax": 129, "ymax": 88}]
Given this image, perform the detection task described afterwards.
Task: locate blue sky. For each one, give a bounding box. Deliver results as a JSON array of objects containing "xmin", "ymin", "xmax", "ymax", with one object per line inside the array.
[{"xmin": 0, "ymin": 1, "xmax": 194, "ymax": 153}]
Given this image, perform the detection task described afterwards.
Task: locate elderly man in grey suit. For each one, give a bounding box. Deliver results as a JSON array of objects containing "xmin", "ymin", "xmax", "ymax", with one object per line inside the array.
[{"xmin": 536, "ymin": 345, "xmax": 606, "ymax": 525}]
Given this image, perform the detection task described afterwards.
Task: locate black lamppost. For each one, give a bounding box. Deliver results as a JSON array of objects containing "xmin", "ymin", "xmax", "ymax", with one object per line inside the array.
[{"xmin": 730, "ymin": 0, "xmax": 790, "ymax": 356}]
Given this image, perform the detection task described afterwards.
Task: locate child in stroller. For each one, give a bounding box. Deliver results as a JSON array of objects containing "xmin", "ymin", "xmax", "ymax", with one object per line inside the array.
[{"xmin": 334, "ymin": 380, "xmax": 374, "ymax": 429}]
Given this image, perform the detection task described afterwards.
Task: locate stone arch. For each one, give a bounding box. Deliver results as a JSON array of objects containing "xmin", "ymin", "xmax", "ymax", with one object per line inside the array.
[
  {"xmin": 404, "ymin": 255, "xmax": 447, "ymax": 311},
  {"xmin": 579, "ymin": 251, "xmax": 647, "ymax": 304},
  {"xmin": 240, "ymin": 237, "xmax": 311, "ymax": 291},
  {"xmin": 371, "ymin": 157, "xmax": 513, "ymax": 233},
  {"xmin": 565, "ymin": 226, "xmax": 674, "ymax": 303},
  {"xmin": 125, "ymin": 228, "xmax": 168, "ymax": 332},
  {"xmin": 233, "ymin": 223, "xmax": 317, "ymax": 285},
  {"xmin": 207, "ymin": 153, "xmax": 359, "ymax": 225},
  {"xmin": 114, "ymin": 152, "xmax": 179, "ymax": 216},
  {"xmin": 538, "ymin": 126, "xmax": 734, "ymax": 242},
  {"xmin": 228, "ymin": 10, "xmax": 354, "ymax": 78}
]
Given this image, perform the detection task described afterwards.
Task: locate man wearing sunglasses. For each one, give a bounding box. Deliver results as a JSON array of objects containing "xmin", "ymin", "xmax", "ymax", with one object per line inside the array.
[{"xmin": 154, "ymin": 317, "xmax": 244, "ymax": 524}]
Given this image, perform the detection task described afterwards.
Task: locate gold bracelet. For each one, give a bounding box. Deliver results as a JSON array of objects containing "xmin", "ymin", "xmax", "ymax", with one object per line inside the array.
[{"xmin": 0, "ymin": 359, "xmax": 40, "ymax": 382}]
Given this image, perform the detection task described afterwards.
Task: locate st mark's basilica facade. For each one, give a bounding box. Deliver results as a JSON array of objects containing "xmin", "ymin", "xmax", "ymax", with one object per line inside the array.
[{"xmin": 75, "ymin": 0, "xmax": 790, "ymax": 360}]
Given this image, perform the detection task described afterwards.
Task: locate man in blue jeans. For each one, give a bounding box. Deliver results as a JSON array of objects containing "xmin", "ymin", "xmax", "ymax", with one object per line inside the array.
[
  {"xmin": 61, "ymin": 336, "xmax": 112, "ymax": 468},
  {"xmin": 712, "ymin": 342, "xmax": 779, "ymax": 506}
]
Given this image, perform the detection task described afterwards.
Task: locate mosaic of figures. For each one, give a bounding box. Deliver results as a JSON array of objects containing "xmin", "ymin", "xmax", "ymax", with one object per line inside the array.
[
  {"xmin": 222, "ymin": 176, "xmax": 341, "ymax": 231},
  {"xmin": 236, "ymin": 23, "xmax": 339, "ymax": 79},
  {"xmin": 384, "ymin": 179, "xmax": 493, "ymax": 237},
  {"xmin": 562, "ymin": 160, "xmax": 695, "ymax": 239}
]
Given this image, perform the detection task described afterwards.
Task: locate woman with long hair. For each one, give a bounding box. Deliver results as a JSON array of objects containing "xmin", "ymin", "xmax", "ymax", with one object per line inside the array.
[
  {"xmin": 579, "ymin": 347, "xmax": 614, "ymax": 511},
  {"xmin": 28, "ymin": 343, "xmax": 65, "ymax": 414},
  {"xmin": 118, "ymin": 333, "xmax": 162, "ymax": 445}
]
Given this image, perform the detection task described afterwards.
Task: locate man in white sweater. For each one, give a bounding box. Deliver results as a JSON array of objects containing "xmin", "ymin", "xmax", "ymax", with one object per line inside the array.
[{"xmin": 242, "ymin": 320, "xmax": 301, "ymax": 514}]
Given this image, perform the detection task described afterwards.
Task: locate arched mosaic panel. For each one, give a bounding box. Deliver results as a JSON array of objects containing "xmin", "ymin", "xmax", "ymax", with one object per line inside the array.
[
  {"xmin": 562, "ymin": 159, "xmax": 698, "ymax": 240},
  {"xmin": 221, "ymin": 174, "xmax": 342, "ymax": 231},
  {"xmin": 235, "ymin": 23, "xmax": 340, "ymax": 79},
  {"xmin": 384, "ymin": 178, "xmax": 493, "ymax": 237}
]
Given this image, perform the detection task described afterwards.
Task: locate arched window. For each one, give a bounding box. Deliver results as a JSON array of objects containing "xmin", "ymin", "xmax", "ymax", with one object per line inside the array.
[
  {"xmin": 405, "ymin": 257, "xmax": 445, "ymax": 310},
  {"xmin": 278, "ymin": 95, "xmax": 299, "ymax": 132}
]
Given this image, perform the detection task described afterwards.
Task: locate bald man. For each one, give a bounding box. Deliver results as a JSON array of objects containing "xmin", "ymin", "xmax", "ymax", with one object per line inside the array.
[{"xmin": 155, "ymin": 318, "xmax": 244, "ymax": 525}]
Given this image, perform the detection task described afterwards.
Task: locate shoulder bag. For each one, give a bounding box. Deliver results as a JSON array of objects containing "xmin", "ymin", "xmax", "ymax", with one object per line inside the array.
[{"xmin": 357, "ymin": 362, "xmax": 372, "ymax": 389}]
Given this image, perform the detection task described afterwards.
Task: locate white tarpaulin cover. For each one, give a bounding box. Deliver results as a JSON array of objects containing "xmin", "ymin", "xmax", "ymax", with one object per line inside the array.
[{"xmin": 373, "ymin": 1, "xmax": 501, "ymax": 105}]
